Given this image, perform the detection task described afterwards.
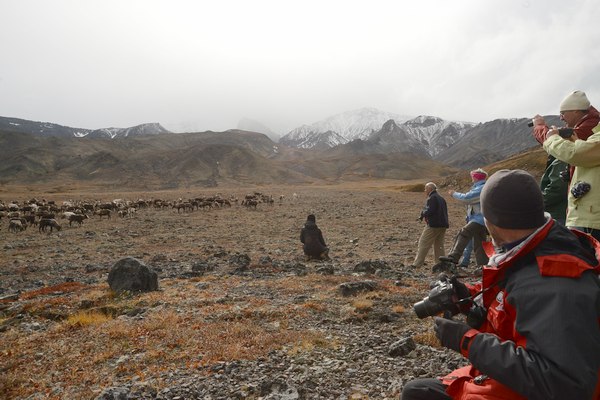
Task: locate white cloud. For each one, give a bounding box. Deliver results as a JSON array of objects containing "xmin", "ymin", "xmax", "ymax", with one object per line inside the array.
[{"xmin": 0, "ymin": 0, "xmax": 598, "ymax": 134}]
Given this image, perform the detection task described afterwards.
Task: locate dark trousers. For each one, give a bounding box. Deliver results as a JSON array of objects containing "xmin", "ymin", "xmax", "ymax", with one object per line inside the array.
[
  {"xmin": 448, "ymin": 221, "xmax": 488, "ymax": 265},
  {"xmin": 402, "ymin": 378, "xmax": 451, "ymax": 400}
]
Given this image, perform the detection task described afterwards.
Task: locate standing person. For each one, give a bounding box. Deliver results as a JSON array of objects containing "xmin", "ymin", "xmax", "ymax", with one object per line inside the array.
[
  {"xmin": 535, "ymin": 90, "xmax": 600, "ymax": 240},
  {"xmin": 458, "ymin": 239, "xmax": 473, "ymax": 268},
  {"xmin": 300, "ymin": 214, "xmax": 330, "ymax": 260},
  {"xmin": 401, "ymin": 169, "xmax": 600, "ymax": 400},
  {"xmin": 532, "ymin": 90, "xmax": 599, "ymax": 225},
  {"xmin": 412, "ymin": 182, "xmax": 449, "ymax": 268},
  {"xmin": 543, "ymin": 123, "xmax": 600, "ymax": 241},
  {"xmin": 538, "ymin": 154, "xmax": 569, "ymax": 225},
  {"xmin": 437, "ymin": 168, "xmax": 488, "ymax": 269}
]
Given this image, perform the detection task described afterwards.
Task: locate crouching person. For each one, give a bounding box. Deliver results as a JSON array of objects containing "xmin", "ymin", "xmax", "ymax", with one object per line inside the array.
[
  {"xmin": 300, "ymin": 214, "xmax": 330, "ymax": 261},
  {"xmin": 402, "ymin": 169, "xmax": 600, "ymax": 400}
]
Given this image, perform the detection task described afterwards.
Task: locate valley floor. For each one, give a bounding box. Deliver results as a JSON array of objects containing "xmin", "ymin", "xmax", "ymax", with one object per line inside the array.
[{"xmin": 0, "ymin": 183, "xmax": 473, "ymax": 399}]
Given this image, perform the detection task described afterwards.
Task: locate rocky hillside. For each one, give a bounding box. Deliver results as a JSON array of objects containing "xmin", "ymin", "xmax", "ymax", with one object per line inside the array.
[
  {"xmin": 0, "ymin": 127, "xmax": 462, "ymax": 187},
  {"xmin": 435, "ymin": 115, "xmax": 562, "ymax": 169}
]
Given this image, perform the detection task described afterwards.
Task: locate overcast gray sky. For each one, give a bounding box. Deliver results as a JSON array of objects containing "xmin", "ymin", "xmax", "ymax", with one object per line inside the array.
[{"xmin": 1, "ymin": 0, "xmax": 598, "ymax": 134}]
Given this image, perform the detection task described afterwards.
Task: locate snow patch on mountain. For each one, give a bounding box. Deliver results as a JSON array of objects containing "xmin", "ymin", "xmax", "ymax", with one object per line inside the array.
[
  {"xmin": 280, "ymin": 107, "xmax": 412, "ymax": 149},
  {"xmin": 86, "ymin": 123, "xmax": 170, "ymax": 138},
  {"xmin": 394, "ymin": 116, "xmax": 476, "ymax": 156}
]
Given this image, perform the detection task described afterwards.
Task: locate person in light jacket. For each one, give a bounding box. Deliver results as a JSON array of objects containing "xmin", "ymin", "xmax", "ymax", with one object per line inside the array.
[
  {"xmin": 437, "ymin": 168, "xmax": 488, "ymax": 269},
  {"xmin": 537, "ymin": 91, "xmax": 600, "ymax": 241}
]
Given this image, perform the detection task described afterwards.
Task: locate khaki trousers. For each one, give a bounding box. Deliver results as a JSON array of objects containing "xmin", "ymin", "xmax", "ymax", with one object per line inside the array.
[{"xmin": 413, "ymin": 226, "xmax": 447, "ymax": 267}]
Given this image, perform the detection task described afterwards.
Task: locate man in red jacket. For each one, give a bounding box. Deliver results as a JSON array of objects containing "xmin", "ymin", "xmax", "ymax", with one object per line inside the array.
[{"xmin": 402, "ymin": 169, "xmax": 600, "ymax": 400}]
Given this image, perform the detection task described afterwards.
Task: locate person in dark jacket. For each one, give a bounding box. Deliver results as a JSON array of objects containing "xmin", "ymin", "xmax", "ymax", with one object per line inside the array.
[
  {"xmin": 300, "ymin": 214, "xmax": 329, "ymax": 260},
  {"xmin": 412, "ymin": 182, "xmax": 449, "ymax": 268},
  {"xmin": 402, "ymin": 169, "xmax": 600, "ymax": 400}
]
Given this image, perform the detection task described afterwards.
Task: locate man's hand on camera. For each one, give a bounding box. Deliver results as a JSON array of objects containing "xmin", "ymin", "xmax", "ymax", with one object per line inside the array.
[
  {"xmin": 434, "ymin": 317, "xmax": 470, "ymax": 353},
  {"xmin": 546, "ymin": 126, "xmax": 559, "ymax": 139}
]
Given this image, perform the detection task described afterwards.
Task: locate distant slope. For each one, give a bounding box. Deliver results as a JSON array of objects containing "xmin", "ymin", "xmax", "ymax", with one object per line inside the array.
[
  {"xmin": 438, "ymin": 147, "xmax": 548, "ymax": 189},
  {"xmin": 435, "ymin": 116, "xmax": 562, "ymax": 169},
  {"xmin": 0, "ymin": 116, "xmax": 92, "ymax": 137},
  {"xmin": 0, "ymin": 116, "xmax": 170, "ymax": 138},
  {"xmin": 0, "ymin": 129, "xmax": 306, "ymax": 188}
]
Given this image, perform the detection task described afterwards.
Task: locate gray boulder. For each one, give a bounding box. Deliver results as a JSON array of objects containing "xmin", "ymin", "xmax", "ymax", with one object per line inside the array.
[{"xmin": 107, "ymin": 257, "xmax": 158, "ymax": 293}]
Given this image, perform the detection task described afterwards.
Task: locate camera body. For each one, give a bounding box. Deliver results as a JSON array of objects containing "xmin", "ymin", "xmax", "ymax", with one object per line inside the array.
[
  {"xmin": 413, "ymin": 279, "xmax": 457, "ymax": 319},
  {"xmin": 558, "ymin": 128, "xmax": 574, "ymax": 138}
]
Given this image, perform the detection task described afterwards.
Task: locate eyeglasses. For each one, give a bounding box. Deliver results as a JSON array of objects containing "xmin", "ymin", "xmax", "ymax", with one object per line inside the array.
[{"xmin": 560, "ymin": 110, "xmax": 583, "ymax": 116}]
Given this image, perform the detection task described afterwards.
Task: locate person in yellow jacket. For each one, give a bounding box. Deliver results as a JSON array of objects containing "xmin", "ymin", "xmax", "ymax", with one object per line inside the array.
[{"xmin": 543, "ymin": 120, "xmax": 600, "ymax": 241}]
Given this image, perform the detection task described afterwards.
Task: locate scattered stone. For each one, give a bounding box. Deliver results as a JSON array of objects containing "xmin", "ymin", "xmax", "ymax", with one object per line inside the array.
[
  {"xmin": 151, "ymin": 254, "xmax": 167, "ymax": 262},
  {"xmin": 229, "ymin": 253, "xmax": 251, "ymax": 269},
  {"xmin": 95, "ymin": 386, "xmax": 129, "ymax": 400},
  {"xmin": 338, "ymin": 280, "xmax": 378, "ymax": 297},
  {"xmin": 0, "ymin": 293, "xmax": 19, "ymax": 302},
  {"xmin": 191, "ymin": 261, "xmax": 216, "ymax": 274},
  {"xmin": 353, "ymin": 260, "xmax": 389, "ymax": 274},
  {"xmin": 389, "ymin": 337, "xmax": 416, "ymax": 357},
  {"xmin": 316, "ymin": 264, "xmax": 335, "ymax": 275}
]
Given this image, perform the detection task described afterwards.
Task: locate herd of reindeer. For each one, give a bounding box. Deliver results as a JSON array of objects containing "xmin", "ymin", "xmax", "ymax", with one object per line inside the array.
[{"xmin": 0, "ymin": 192, "xmax": 283, "ymax": 234}]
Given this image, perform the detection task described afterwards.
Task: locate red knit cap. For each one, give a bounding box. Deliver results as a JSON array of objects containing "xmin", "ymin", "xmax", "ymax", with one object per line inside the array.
[{"xmin": 470, "ymin": 168, "xmax": 488, "ymax": 181}]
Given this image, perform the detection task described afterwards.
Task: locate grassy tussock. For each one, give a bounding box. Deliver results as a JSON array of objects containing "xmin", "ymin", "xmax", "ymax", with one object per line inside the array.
[
  {"xmin": 66, "ymin": 311, "xmax": 113, "ymax": 327},
  {"xmin": 413, "ymin": 331, "xmax": 441, "ymax": 348},
  {"xmin": 351, "ymin": 298, "xmax": 374, "ymax": 313}
]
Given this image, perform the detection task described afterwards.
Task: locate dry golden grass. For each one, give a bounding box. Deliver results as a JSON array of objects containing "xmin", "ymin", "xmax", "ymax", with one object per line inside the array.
[
  {"xmin": 413, "ymin": 331, "xmax": 442, "ymax": 348},
  {"xmin": 392, "ymin": 304, "xmax": 407, "ymax": 314},
  {"xmin": 0, "ymin": 275, "xmax": 340, "ymax": 399},
  {"xmin": 351, "ymin": 297, "xmax": 374, "ymax": 313},
  {"xmin": 66, "ymin": 310, "xmax": 113, "ymax": 327}
]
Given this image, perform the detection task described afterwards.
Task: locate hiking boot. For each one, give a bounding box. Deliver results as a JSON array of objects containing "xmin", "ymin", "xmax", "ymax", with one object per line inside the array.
[
  {"xmin": 432, "ymin": 260, "xmax": 457, "ymax": 274},
  {"xmin": 438, "ymin": 256, "xmax": 457, "ymax": 264}
]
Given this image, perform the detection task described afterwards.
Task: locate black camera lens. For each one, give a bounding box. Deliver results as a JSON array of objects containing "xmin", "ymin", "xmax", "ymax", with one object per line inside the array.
[{"xmin": 414, "ymin": 297, "xmax": 443, "ymax": 319}]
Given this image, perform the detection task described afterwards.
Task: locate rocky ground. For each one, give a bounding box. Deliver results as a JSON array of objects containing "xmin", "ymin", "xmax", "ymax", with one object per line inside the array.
[{"xmin": 0, "ymin": 183, "xmax": 478, "ymax": 399}]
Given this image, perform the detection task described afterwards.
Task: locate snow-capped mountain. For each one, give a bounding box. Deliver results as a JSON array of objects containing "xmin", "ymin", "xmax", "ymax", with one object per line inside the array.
[
  {"xmin": 374, "ymin": 115, "xmax": 476, "ymax": 157},
  {"xmin": 280, "ymin": 107, "xmax": 412, "ymax": 148},
  {"xmin": 86, "ymin": 123, "xmax": 170, "ymax": 138}
]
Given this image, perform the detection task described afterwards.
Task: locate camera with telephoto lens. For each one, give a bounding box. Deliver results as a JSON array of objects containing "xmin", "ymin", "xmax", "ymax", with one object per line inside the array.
[{"xmin": 413, "ymin": 278, "xmax": 458, "ymax": 319}]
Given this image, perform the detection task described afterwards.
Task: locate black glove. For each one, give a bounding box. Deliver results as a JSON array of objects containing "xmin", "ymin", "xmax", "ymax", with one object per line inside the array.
[
  {"xmin": 433, "ymin": 316, "xmax": 470, "ymax": 353},
  {"xmin": 450, "ymin": 276, "xmax": 471, "ymax": 304}
]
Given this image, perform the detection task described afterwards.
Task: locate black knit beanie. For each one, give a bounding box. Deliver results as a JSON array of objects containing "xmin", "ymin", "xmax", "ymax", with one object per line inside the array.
[{"xmin": 480, "ymin": 169, "xmax": 545, "ymax": 229}]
